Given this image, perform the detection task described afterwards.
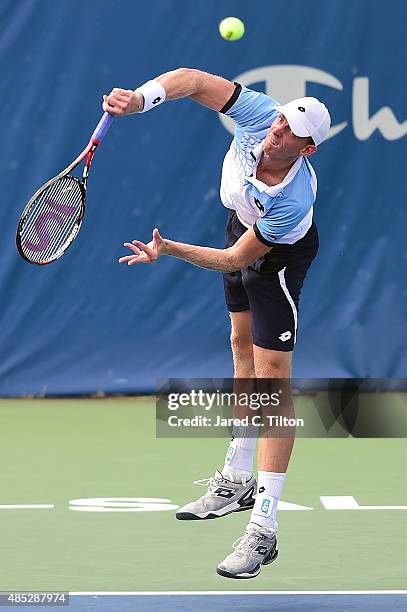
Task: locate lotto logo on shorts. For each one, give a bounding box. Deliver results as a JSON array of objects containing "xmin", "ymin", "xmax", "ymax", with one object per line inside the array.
[
  {"xmin": 279, "ymin": 331, "xmax": 292, "ymax": 342},
  {"xmin": 261, "ymin": 498, "xmax": 271, "ymax": 514}
]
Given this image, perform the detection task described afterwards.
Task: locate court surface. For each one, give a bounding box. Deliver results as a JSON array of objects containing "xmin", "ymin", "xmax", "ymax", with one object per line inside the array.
[{"xmin": 0, "ymin": 398, "xmax": 406, "ymax": 610}]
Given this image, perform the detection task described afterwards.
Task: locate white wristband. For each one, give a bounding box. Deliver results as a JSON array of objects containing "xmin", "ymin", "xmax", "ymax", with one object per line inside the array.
[{"xmin": 134, "ymin": 80, "xmax": 166, "ymax": 113}]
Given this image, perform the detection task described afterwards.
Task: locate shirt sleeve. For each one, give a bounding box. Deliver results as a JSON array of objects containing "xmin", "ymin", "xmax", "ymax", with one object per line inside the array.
[
  {"xmin": 254, "ymin": 196, "xmax": 312, "ymax": 245},
  {"xmin": 221, "ymin": 84, "xmax": 280, "ymax": 128}
]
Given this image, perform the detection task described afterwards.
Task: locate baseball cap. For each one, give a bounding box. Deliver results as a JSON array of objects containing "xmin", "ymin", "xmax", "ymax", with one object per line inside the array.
[{"xmin": 275, "ymin": 97, "xmax": 331, "ymax": 146}]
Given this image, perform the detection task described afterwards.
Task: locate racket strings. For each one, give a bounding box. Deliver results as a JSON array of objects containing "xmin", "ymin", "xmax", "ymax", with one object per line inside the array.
[
  {"xmin": 23, "ymin": 178, "xmax": 82, "ymax": 251},
  {"xmin": 22, "ymin": 179, "xmax": 80, "ymax": 250},
  {"xmin": 39, "ymin": 183, "xmax": 82, "ymax": 260},
  {"xmin": 20, "ymin": 177, "xmax": 84, "ymax": 263}
]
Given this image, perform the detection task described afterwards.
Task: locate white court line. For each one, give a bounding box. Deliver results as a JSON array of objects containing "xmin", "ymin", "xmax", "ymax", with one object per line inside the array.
[
  {"xmin": 320, "ymin": 496, "xmax": 407, "ymax": 510},
  {"xmin": 70, "ymin": 591, "xmax": 407, "ymax": 595},
  {"xmin": 0, "ymin": 504, "xmax": 54, "ymax": 509}
]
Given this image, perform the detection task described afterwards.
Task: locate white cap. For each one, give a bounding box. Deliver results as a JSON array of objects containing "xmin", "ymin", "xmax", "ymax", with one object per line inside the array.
[{"xmin": 275, "ymin": 97, "xmax": 331, "ymax": 146}]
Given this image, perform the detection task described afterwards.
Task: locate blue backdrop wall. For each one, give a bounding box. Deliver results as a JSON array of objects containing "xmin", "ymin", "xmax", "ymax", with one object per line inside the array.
[{"xmin": 1, "ymin": 0, "xmax": 406, "ymax": 395}]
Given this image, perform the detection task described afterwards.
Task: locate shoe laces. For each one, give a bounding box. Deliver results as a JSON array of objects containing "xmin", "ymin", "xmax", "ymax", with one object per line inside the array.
[
  {"xmin": 193, "ymin": 471, "xmax": 234, "ymax": 496},
  {"xmin": 193, "ymin": 475, "xmax": 221, "ymax": 496},
  {"xmin": 193, "ymin": 477, "xmax": 211, "ymax": 487},
  {"xmin": 232, "ymin": 526, "xmax": 273, "ymax": 557}
]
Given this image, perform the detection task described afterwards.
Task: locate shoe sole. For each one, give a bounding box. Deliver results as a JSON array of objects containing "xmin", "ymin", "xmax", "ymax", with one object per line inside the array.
[
  {"xmin": 216, "ymin": 549, "xmax": 278, "ymax": 580},
  {"xmin": 176, "ymin": 487, "xmax": 255, "ymax": 521},
  {"xmin": 216, "ymin": 565, "xmax": 261, "ymax": 579},
  {"xmin": 176, "ymin": 503, "xmax": 253, "ymax": 521}
]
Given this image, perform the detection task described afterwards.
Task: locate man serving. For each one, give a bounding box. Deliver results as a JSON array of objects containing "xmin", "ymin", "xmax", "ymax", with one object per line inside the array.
[{"xmin": 103, "ymin": 68, "xmax": 330, "ymax": 579}]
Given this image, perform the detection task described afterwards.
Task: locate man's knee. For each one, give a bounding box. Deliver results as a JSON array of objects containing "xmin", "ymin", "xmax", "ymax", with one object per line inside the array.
[
  {"xmin": 253, "ymin": 346, "xmax": 292, "ymax": 379},
  {"xmin": 230, "ymin": 331, "xmax": 254, "ymax": 374},
  {"xmin": 256, "ymin": 361, "xmax": 288, "ymax": 378},
  {"xmin": 230, "ymin": 329, "xmax": 252, "ymax": 355},
  {"xmin": 229, "ymin": 312, "xmax": 253, "ymax": 357},
  {"xmin": 228, "ymin": 311, "xmax": 255, "ymax": 377}
]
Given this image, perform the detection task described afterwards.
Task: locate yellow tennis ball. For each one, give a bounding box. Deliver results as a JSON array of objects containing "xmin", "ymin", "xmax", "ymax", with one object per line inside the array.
[{"xmin": 219, "ymin": 17, "xmax": 245, "ymax": 41}]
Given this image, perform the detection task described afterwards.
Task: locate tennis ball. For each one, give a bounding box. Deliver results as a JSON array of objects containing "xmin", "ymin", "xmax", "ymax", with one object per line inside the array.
[{"xmin": 219, "ymin": 17, "xmax": 245, "ymax": 41}]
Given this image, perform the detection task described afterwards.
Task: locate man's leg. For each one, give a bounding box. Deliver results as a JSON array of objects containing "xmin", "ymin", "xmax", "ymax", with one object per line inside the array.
[
  {"xmin": 176, "ymin": 212, "xmax": 259, "ymax": 521},
  {"xmin": 217, "ymin": 226, "xmax": 318, "ymax": 578},
  {"xmin": 216, "ymin": 348, "xmax": 291, "ymax": 578},
  {"xmin": 220, "ymin": 211, "xmax": 258, "ymax": 481},
  {"xmin": 254, "ymin": 347, "xmax": 293, "ymax": 473},
  {"xmin": 248, "ymin": 347, "xmax": 294, "ymax": 532},
  {"xmin": 175, "ymin": 311, "xmax": 258, "ymax": 521},
  {"xmin": 221, "ymin": 311, "xmax": 259, "ymax": 483},
  {"xmin": 229, "ymin": 311, "xmax": 255, "ymax": 379}
]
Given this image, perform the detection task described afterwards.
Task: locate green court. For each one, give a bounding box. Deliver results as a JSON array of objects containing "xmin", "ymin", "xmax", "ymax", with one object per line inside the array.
[{"xmin": 0, "ymin": 398, "xmax": 406, "ymax": 592}]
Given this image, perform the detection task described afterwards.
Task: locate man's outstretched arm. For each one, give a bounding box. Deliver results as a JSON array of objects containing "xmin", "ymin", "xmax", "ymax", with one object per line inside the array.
[
  {"xmin": 102, "ymin": 68, "xmax": 237, "ymax": 115},
  {"xmin": 118, "ymin": 227, "xmax": 271, "ymax": 273}
]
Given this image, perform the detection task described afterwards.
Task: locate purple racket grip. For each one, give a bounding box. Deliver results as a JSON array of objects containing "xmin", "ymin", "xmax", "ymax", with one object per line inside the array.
[{"xmin": 91, "ymin": 112, "xmax": 114, "ymax": 143}]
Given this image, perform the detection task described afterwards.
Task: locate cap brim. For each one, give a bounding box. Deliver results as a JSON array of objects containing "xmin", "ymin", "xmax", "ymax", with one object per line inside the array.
[{"xmin": 275, "ymin": 105, "xmax": 311, "ymax": 138}]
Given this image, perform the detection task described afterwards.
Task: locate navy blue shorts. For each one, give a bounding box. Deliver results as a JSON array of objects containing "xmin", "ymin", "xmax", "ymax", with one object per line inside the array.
[{"xmin": 223, "ymin": 210, "xmax": 319, "ymax": 351}]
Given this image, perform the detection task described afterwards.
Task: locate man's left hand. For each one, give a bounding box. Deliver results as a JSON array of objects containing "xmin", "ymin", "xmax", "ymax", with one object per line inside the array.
[{"xmin": 119, "ymin": 228, "xmax": 166, "ymax": 265}]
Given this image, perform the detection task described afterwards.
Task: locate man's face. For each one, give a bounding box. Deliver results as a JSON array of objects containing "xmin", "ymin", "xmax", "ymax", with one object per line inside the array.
[{"xmin": 262, "ymin": 114, "xmax": 316, "ymax": 159}]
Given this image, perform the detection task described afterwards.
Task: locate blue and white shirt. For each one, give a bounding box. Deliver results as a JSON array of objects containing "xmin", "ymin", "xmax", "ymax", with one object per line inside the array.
[{"xmin": 220, "ymin": 85, "xmax": 317, "ymax": 245}]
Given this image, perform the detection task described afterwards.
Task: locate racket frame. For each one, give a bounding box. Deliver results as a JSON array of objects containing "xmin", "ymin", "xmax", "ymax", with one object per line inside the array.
[{"xmin": 16, "ymin": 112, "xmax": 113, "ymax": 265}]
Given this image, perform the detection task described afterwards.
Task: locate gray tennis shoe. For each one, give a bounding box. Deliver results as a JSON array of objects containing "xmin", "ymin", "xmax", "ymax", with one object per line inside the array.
[
  {"xmin": 216, "ymin": 523, "xmax": 278, "ymax": 579},
  {"xmin": 175, "ymin": 470, "xmax": 256, "ymax": 520}
]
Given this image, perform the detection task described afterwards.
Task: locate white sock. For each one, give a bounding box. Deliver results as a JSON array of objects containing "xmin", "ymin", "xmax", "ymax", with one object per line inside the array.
[
  {"xmin": 222, "ymin": 423, "xmax": 258, "ymax": 483},
  {"xmin": 249, "ymin": 471, "xmax": 286, "ymax": 532}
]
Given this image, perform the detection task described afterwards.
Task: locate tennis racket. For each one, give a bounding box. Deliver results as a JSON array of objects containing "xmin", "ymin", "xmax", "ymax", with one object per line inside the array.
[{"xmin": 16, "ymin": 112, "xmax": 114, "ymax": 265}]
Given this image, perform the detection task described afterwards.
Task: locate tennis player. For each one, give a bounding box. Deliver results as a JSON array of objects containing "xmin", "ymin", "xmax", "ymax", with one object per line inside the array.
[{"xmin": 103, "ymin": 69, "xmax": 331, "ymax": 580}]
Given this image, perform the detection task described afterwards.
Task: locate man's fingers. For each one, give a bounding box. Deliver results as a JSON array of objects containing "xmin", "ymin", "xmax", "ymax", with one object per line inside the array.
[
  {"xmin": 119, "ymin": 237, "xmax": 157, "ymax": 266},
  {"xmin": 103, "ymin": 92, "xmax": 133, "ymax": 115},
  {"xmin": 123, "ymin": 242, "xmax": 141, "ymax": 254},
  {"xmin": 128, "ymin": 250, "xmax": 152, "ymax": 264},
  {"xmin": 103, "ymin": 96, "xmax": 122, "ymax": 114},
  {"xmin": 118, "ymin": 254, "xmax": 150, "ymax": 265},
  {"xmin": 112, "ymin": 87, "xmax": 132, "ymax": 96},
  {"xmin": 108, "ymin": 89, "xmax": 134, "ymax": 102},
  {"xmin": 132, "ymin": 240, "xmax": 156, "ymax": 258},
  {"xmin": 110, "ymin": 94, "xmax": 132, "ymax": 105},
  {"xmin": 152, "ymin": 227, "xmax": 161, "ymax": 248},
  {"xmin": 119, "ymin": 255, "xmax": 138, "ymax": 263},
  {"xmin": 104, "ymin": 94, "xmax": 116, "ymax": 106}
]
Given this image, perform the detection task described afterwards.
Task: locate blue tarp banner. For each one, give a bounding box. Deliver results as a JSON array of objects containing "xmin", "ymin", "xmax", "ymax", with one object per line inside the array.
[{"xmin": 1, "ymin": 0, "xmax": 406, "ymax": 395}]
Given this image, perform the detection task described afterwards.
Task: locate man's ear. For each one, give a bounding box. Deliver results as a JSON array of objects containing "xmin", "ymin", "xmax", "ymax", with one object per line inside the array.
[{"xmin": 300, "ymin": 144, "xmax": 317, "ymax": 158}]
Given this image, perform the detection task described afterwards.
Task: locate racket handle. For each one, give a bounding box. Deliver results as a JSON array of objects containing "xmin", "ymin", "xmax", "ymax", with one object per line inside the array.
[{"xmin": 91, "ymin": 112, "xmax": 114, "ymax": 143}]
